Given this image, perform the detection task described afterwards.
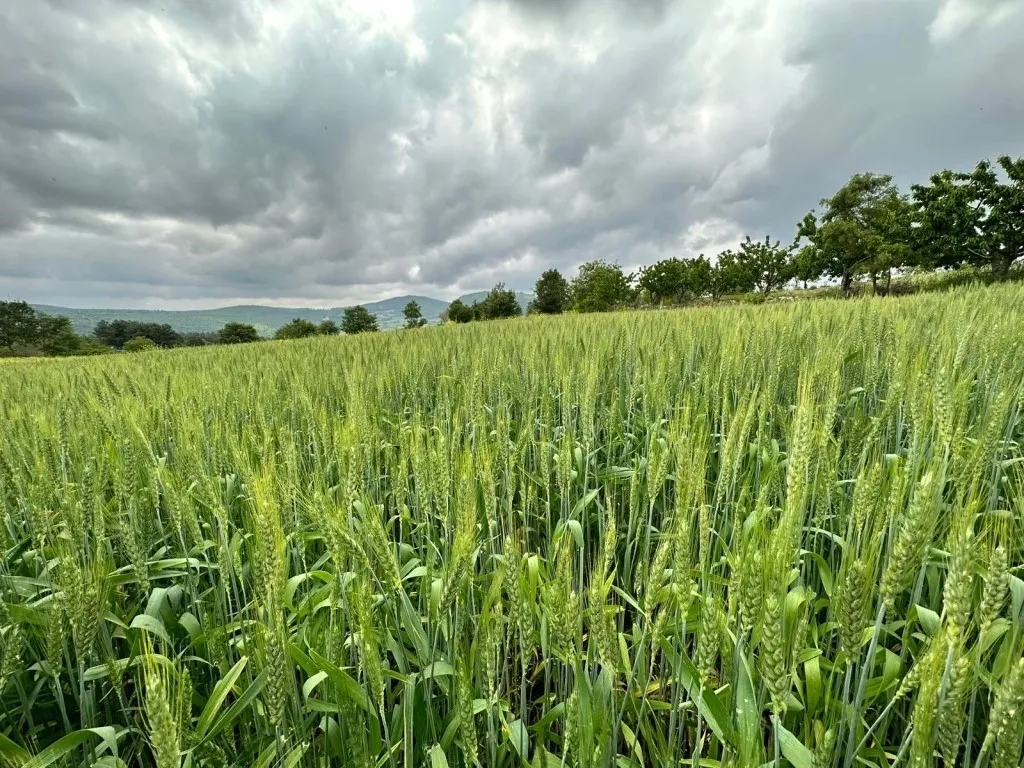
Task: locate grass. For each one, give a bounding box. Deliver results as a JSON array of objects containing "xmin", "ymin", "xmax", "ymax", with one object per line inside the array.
[{"xmin": 1, "ymin": 283, "xmax": 1023, "ymax": 767}]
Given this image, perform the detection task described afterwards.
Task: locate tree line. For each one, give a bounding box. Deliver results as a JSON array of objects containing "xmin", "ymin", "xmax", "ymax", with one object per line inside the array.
[
  {"xmin": 445, "ymin": 154, "xmax": 1023, "ymax": 319},
  {"xmin": 0, "ymin": 302, "xmax": 410, "ymax": 358},
  {"xmin": 4, "ymin": 154, "xmax": 1020, "ymax": 353}
]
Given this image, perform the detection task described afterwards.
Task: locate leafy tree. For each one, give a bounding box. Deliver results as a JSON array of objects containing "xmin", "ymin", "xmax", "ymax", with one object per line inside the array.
[
  {"xmin": 181, "ymin": 332, "xmax": 219, "ymax": 347},
  {"xmin": 74, "ymin": 337, "xmax": 111, "ymax": 355},
  {"xmin": 94, "ymin": 320, "xmax": 182, "ymax": 349},
  {"xmin": 530, "ymin": 269, "xmax": 570, "ymax": 314},
  {"xmin": 474, "ymin": 283, "xmax": 522, "ymax": 320},
  {"xmin": 318, "ymin": 320, "xmax": 340, "ymax": 336},
  {"xmin": 123, "ymin": 336, "xmax": 158, "ymax": 353},
  {"xmin": 0, "ymin": 301, "xmax": 41, "ymax": 352},
  {"xmin": 570, "ymin": 261, "xmax": 634, "ymax": 312},
  {"xmin": 0, "ymin": 301, "xmax": 96, "ymax": 357},
  {"xmin": 711, "ymin": 249, "xmax": 757, "ymax": 297},
  {"xmin": 912, "ymin": 156, "xmax": 1024, "ymax": 277},
  {"xmin": 274, "ymin": 318, "xmax": 319, "ymax": 340},
  {"xmin": 342, "ymin": 306, "xmax": 379, "ymax": 334},
  {"xmin": 218, "ymin": 322, "xmax": 260, "ymax": 344},
  {"xmin": 637, "ymin": 259, "xmax": 688, "ymax": 305},
  {"xmin": 795, "ymin": 173, "xmax": 911, "ymax": 295},
  {"xmin": 636, "ymin": 257, "xmax": 712, "ymax": 305},
  {"xmin": 35, "ymin": 315, "xmax": 81, "ymax": 356},
  {"xmin": 738, "ymin": 235, "xmax": 794, "ymax": 294},
  {"xmin": 403, "ymin": 301, "xmax": 428, "ymax": 328},
  {"xmin": 445, "ymin": 299, "xmax": 474, "ymax": 324}
]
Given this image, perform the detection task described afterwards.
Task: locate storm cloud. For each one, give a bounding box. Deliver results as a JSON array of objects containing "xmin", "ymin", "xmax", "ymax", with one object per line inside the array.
[{"xmin": 1, "ymin": 0, "xmax": 1022, "ymax": 308}]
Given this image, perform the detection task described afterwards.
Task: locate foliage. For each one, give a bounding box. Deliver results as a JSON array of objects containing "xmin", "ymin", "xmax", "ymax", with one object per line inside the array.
[
  {"xmin": 912, "ymin": 156, "xmax": 1024, "ymax": 276},
  {"xmin": 94, "ymin": 319, "xmax": 182, "ymax": 350},
  {"xmin": 738, "ymin": 235, "xmax": 794, "ymax": 294},
  {"xmin": 274, "ymin": 318, "xmax": 320, "ymax": 341},
  {"xmin": 403, "ymin": 301, "xmax": 428, "ymax": 329},
  {"xmin": 1, "ymin": 283, "xmax": 1023, "ymax": 767},
  {"xmin": 637, "ymin": 256, "xmax": 712, "ymax": 305},
  {"xmin": 180, "ymin": 332, "xmax": 220, "ymax": 347},
  {"xmin": 530, "ymin": 269, "xmax": 570, "ymax": 314},
  {"xmin": 318, "ymin": 320, "xmax": 340, "ymax": 336},
  {"xmin": 0, "ymin": 300, "xmax": 41, "ymax": 352},
  {"xmin": 0, "ymin": 301, "xmax": 99, "ymax": 357},
  {"xmin": 342, "ymin": 305, "xmax": 379, "ymax": 334},
  {"xmin": 445, "ymin": 299, "xmax": 474, "ymax": 324},
  {"xmin": 795, "ymin": 174, "xmax": 914, "ymax": 295},
  {"xmin": 217, "ymin": 322, "xmax": 261, "ymax": 344},
  {"xmin": 123, "ymin": 336, "xmax": 159, "ymax": 352},
  {"xmin": 570, "ymin": 260, "xmax": 634, "ymax": 312},
  {"xmin": 473, "ymin": 284, "xmax": 523, "ymax": 320},
  {"xmin": 711, "ymin": 249, "xmax": 756, "ymax": 296}
]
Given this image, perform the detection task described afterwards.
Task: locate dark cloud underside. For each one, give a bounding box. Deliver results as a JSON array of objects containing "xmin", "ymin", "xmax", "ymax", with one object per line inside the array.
[{"xmin": 1, "ymin": 0, "xmax": 1021, "ymax": 308}]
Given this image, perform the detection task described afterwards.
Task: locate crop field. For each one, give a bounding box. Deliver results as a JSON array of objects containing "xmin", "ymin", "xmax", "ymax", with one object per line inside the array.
[{"xmin": 1, "ymin": 284, "xmax": 1023, "ymax": 768}]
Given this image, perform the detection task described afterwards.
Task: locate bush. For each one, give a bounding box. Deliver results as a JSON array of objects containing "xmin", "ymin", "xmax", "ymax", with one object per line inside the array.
[{"xmin": 123, "ymin": 336, "xmax": 158, "ymax": 353}]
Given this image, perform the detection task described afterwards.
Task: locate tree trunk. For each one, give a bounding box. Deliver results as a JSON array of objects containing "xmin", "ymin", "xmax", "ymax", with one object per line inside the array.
[
  {"xmin": 992, "ymin": 251, "xmax": 1014, "ymax": 279},
  {"xmin": 841, "ymin": 271, "xmax": 853, "ymax": 297},
  {"xmin": 870, "ymin": 271, "xmax": 879, "ymax": 295}
]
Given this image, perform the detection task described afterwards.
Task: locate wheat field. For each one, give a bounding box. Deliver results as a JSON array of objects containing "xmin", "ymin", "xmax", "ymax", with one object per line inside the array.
[{"xmin": 1, "ymin": 285, "xmax": 1023, "ymax": 767}]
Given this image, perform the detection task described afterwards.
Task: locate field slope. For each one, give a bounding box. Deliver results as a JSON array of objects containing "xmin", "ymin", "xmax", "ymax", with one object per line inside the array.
[{"xmin": 2, "ymin": 285, "xmax": 1023, "ymax": 767}]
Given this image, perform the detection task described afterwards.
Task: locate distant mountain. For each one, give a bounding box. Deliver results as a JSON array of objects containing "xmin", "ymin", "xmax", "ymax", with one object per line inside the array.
[{"xmin": 33, "ymin": 291, "xmax": 531, "ymax": 336}]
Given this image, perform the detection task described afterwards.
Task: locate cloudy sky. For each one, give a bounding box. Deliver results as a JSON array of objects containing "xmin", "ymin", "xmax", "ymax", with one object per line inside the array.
[{"xmin": 1, "ymin": 0, "xmax": 1022, "ymax": 309}]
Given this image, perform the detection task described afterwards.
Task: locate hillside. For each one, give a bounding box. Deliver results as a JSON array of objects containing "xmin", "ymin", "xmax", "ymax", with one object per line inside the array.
[{"xmin": 31, "ymin": 293, "xmax": 528, "ymax": 335}]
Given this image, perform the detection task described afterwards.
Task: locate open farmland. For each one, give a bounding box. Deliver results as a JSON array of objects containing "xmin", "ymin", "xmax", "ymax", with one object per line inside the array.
[{"xmin": 1, "ymin": 285, "xmax": 1023, "ymax": 767}]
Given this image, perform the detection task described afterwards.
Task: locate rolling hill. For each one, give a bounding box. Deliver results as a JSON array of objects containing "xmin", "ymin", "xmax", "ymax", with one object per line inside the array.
[{"xmin": 33, "ymin": 291, "xmax": 532, "ymax": 336}]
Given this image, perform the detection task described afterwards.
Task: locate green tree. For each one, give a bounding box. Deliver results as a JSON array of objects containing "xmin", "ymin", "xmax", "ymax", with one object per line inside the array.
[
  {"xmin": 474, "ymin": 283, "xmax": 522, "ymax": 320},
  {"xmin": 181, "ymin": 332, "xmax": 219, "ymax": 346},
  {"xmin": 738, "ymin": 235, "xmax": 794, "ymax": 295},
  {"xmin": 636, "ymin": 257, "xmax": 712, "ymax": 305},
  {"xmin": 0, "ymin": 300, "xmax": 39, "ymax": 353},
  {"xmin": 795, "ymin": 173, "xmax": 912, "ymax": 296},
  {"xmin": 342, "ymin": 306, "xmax": 379, "ymax": 334},
  {"xmin": 218, "ymin": 322, "xmax": 260, "ymax": 344},
  {"xmin": 711, "ymin": 249, "xmax": 757, "ymax": 297},
  {"xmin": 570, "ymin": 261, "xmax": 633, "ymax": 312},
  {"xmin": 35, "ymin": 315, "xmax": 81, "ymax": 356},
  {"xmin": 529, "ymin": 269, "xmax": 570, "ymax": 314},
  {"xmin": 445, "ymin": 299, "xmax": 474, "ymax": 324},
  {"xmin": 318, "ymin": 320, "xmax": 340, "ymax": 336},
  {"xmin": 93, "ymin": 320, "xmax": 182, "ymax": 349},
  {"xmin": 123, "ymin": 336, "xmax": 158, "ymax": 352},
  {"xmin": 912, "ymin": 156, "xmax": 1024, "ymax": 277},
  {"xmin": 274, "ymin": 318, "xmax": 319, "ymax": 340},
  {"xmin": 403, "ymin": 301, "xmax": 428, "ymax": 328},
  {"xmin": 637, "ymin": 259, "xmax": 689, "ymax": 305}
]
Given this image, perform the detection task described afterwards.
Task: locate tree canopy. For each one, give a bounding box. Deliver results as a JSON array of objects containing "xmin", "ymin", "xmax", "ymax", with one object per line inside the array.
[
  {"xmin": 94, "ymin": 319, "xmax": 182, "ymax": 349},
  {"xmin": 445, "ymin": 299, "xmax": 473, "ymax": 324},
  {"xmin": 318, "ymin": 320, "xmax": 340, "ymax": 336},
  {"xmin": 530, "ymin": 269, "xmax": 570, "ymax": 314},
  {"xmin": 912, "ymin": 156, "xmax": 1024, "ymax": 276},
  {"xmin": 342, "ymin": 306, "xmax": 379, "ymax": 334},
  {"xmin": 794, "ymin": 173, "xmax": 912, "ymax": 295},
  {"xmin": 403, "ymin": 301, "xmax": 428, "ymax": 329},
  {"xmin": 570, "ymin": 261, "xmax": 633, "ymax": 312},
  {"xmin": 218, "ymin": 323, "xmax": 260, "ymax": 344},
  {"xmin": 274, "ymin": 318, "xmax": 319, "ymax": 340},
  {"xmin": 1, "ymin": 301, "xmax": 102, "ymax": 357},
  {"xmin": 123, "ymin": 336, "xmax": 158, "ymax": 352}
]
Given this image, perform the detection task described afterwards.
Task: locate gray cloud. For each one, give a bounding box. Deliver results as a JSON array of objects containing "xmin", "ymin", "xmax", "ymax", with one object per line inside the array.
[{"xmin": 1, "ymin": 0, "xmax": 1022, "ymax": 308}]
